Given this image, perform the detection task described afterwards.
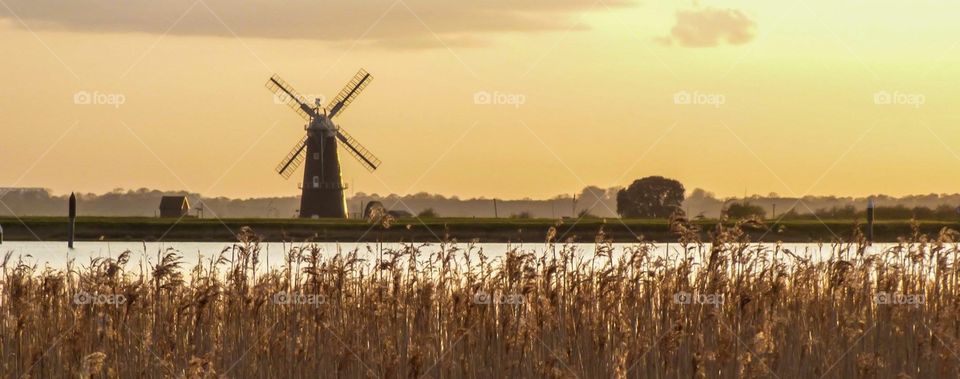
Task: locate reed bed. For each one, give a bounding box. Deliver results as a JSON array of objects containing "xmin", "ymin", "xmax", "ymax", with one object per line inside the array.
[{"xmin": 2, "ymin": 220, "xmax": 959, "ymax": 378}]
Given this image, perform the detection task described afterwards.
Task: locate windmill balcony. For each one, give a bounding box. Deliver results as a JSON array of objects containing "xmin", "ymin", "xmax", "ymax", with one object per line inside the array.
[{"xmin": 298, "ymin": 182, "xmax": 348, "ymax": 190}]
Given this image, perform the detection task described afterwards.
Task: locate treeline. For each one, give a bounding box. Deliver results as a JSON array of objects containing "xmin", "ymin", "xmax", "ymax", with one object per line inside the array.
[
  {"xmin": 724, "ymin": 202, "xmax": 960, "ymax": 221},
  {"xmin": 0, "ymin": 187, "xmax": 621, "ymax": 219},
  {"xmin": 3, "ymin": 185, "xmax": 960, "ymax": 220},
  {"xmin": 785, "ymin": 204, "xmax": 960, "ymax": 221}
]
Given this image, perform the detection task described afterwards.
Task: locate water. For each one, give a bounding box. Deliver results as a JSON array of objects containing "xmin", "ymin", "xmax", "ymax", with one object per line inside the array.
[{"xmin": 0, "ymin": 240, "xmax": 895, "ymax": 271}]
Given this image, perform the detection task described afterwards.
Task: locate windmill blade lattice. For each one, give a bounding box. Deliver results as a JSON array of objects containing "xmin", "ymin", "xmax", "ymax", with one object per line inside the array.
[
  {"xmin": 275, "ymin": 134, "xmax": 308, "ymax": 179},
  {"xmin": 336, "ymin": 127, "xmax": 381, "ymax": 172},
  {"xmin": 327, "ymin": 69, "xmax": 373, "ymax": 118},
  {"xmin": 266, "ymin": 75, "xmax": 316, "ymax": 120}
]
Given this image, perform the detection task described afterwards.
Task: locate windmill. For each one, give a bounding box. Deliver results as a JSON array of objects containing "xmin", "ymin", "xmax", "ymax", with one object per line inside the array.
[{"xmin": 265, "ymin": 69, "xmax": 381, "ymax": 218}]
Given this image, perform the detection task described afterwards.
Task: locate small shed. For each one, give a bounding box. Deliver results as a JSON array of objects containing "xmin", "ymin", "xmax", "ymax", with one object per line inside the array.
[{"xmin": 159, "ymin": 196, "xmax": 191, "ymax": 218}]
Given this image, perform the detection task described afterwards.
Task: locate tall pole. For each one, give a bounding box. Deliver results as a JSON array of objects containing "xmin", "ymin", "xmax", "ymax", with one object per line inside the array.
[
  {"xmin": 866, "ymin": 197, "xmax": 875, "ymax": 245},
  {"xmin": 493, "ymin": 199, "xmax": 499, "ymax": 218},
  {"xmin": 68, "ymin": 192, "xmax": 76, "ymax": 249},
  {"xmin": 572, "ymin": 194, "xmax": 577, "ymax": 218}
]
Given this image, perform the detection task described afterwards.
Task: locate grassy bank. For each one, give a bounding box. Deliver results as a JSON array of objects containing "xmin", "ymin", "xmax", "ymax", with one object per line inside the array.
[{"xmin": 1, "ymin": 216, "xmax": 959, "ymax": 242}]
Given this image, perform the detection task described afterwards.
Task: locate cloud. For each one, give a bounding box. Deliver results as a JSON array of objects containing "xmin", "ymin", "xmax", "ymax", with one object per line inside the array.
[
  {"xmin": 658, "ymin": 7, "xmax": 756, "ymax": 47},
  {"xmin": 0, "ymin": 0, "xmax": 635, "ymax": 48}
]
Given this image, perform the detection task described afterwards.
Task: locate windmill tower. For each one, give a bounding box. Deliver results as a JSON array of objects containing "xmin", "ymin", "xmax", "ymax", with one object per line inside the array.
[{"xmin": 265, "ymin": 70, "xmax": 381, "ymax": 218}]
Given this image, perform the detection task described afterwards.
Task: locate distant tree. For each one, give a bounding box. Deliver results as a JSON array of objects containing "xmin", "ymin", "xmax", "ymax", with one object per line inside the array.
[
  {"xmin": 616, "ymin": 176, "xmax": 685, "ymax": 218},
  {"xmin": 876, "ymin": 205, "xmax": 912, "ymax": 220},
  {"xmin": 511, "ymin": 211, "xmax": 533, "ymax": 219},
  {"xmin": 778, "ymin": 208, "xmax": 803, "ymax": 220},
  {"xmin": 934, "ymin": 204, "xmax": 957, "ymax": 220},
  {"xmin": 724, "ymin": 202, "xmax": 767, "ymax": 219},
  {"xmin": 912, "ymin": 206, "xmax": 934, "ymax": 220},
  {"xmin": 577, "ymin": 209, "xmax": 599, "ymax": 219},
  {"xmin": 387, "ymin": 210, "xmax": 413, "ymax": 218},
  {"xmin": 417, "ymin": 208, "xmax": 438, "ymax": 218},
  {"xmin": 814, "ymin": 205, "xmax": 856, "ymax": 219}
]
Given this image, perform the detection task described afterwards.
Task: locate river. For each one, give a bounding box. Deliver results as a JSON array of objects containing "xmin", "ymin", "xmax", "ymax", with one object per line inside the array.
[{"xmin": 0, "ymin": 240, "xmax": 901, "ymax": 271}]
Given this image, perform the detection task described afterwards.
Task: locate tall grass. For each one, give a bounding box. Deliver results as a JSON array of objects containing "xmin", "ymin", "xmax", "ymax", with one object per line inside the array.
[{"xmin": 2, "ymin": 221, "xmax": 959, "ymax": 378}]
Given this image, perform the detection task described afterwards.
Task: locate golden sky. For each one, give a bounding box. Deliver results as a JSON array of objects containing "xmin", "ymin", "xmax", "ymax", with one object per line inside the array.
[{"xmin": 1, "ymin": 0, "xmax": 959, "ymax": 200}]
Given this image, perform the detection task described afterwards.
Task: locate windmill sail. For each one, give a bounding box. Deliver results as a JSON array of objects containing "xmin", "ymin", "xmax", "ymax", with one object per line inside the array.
[
  {"xmin": 327, "ymin": 69, "xmax": 373, "ymax": 118},
  {"xmin": 276, "ymin": 134, "xmax": 309, "ymax": 179},
  {"xmin": 266, "ymin": 75, "xmax": 317, "ymax": 120},
  {"xmin": 335, "ymin": 127, "xmax": 381, "ymax": 172}
]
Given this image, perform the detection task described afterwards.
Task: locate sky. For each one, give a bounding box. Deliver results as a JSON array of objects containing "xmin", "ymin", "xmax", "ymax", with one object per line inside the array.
[{"xmin": 1, "ymin": 0, "xmax": 959, "ymax": 201}]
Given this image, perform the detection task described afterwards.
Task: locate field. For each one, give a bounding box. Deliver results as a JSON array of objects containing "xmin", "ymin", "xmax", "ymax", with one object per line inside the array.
[
  {"xmin": 1, "ymin": 216, "xmax": 959, "ymax": 242},
  {"xmin": 2, "ymin": 220, "xmax": 959, "ymax": 377}
]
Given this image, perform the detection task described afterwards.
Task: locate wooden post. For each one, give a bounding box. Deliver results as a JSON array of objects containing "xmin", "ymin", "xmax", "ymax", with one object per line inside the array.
[
  {"xmin": 493, "ymin": 199, "xmax": 499, "ymax": 218},
  {"xmin": 68, "ymin": 192, "xmax": 76, "ymax": 248},
  {"xmin": 866, "ymin": 197, "xmax": 875, "ymax": 244}
]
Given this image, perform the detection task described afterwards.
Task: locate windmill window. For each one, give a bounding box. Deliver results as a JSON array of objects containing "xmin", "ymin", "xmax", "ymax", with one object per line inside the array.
[
  {"xmin": 313, "ymin": 153, "xmax": 320, "ymax": 160},
  {"xmin": 312, "ymin": 176, "xmax": 320, "ymax": 188}
]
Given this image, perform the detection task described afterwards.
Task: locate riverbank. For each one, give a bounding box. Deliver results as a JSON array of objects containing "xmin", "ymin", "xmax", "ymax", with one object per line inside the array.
[{"xmin": 0, "ymin": 216, "xmax": 956, "ymax": 243}]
